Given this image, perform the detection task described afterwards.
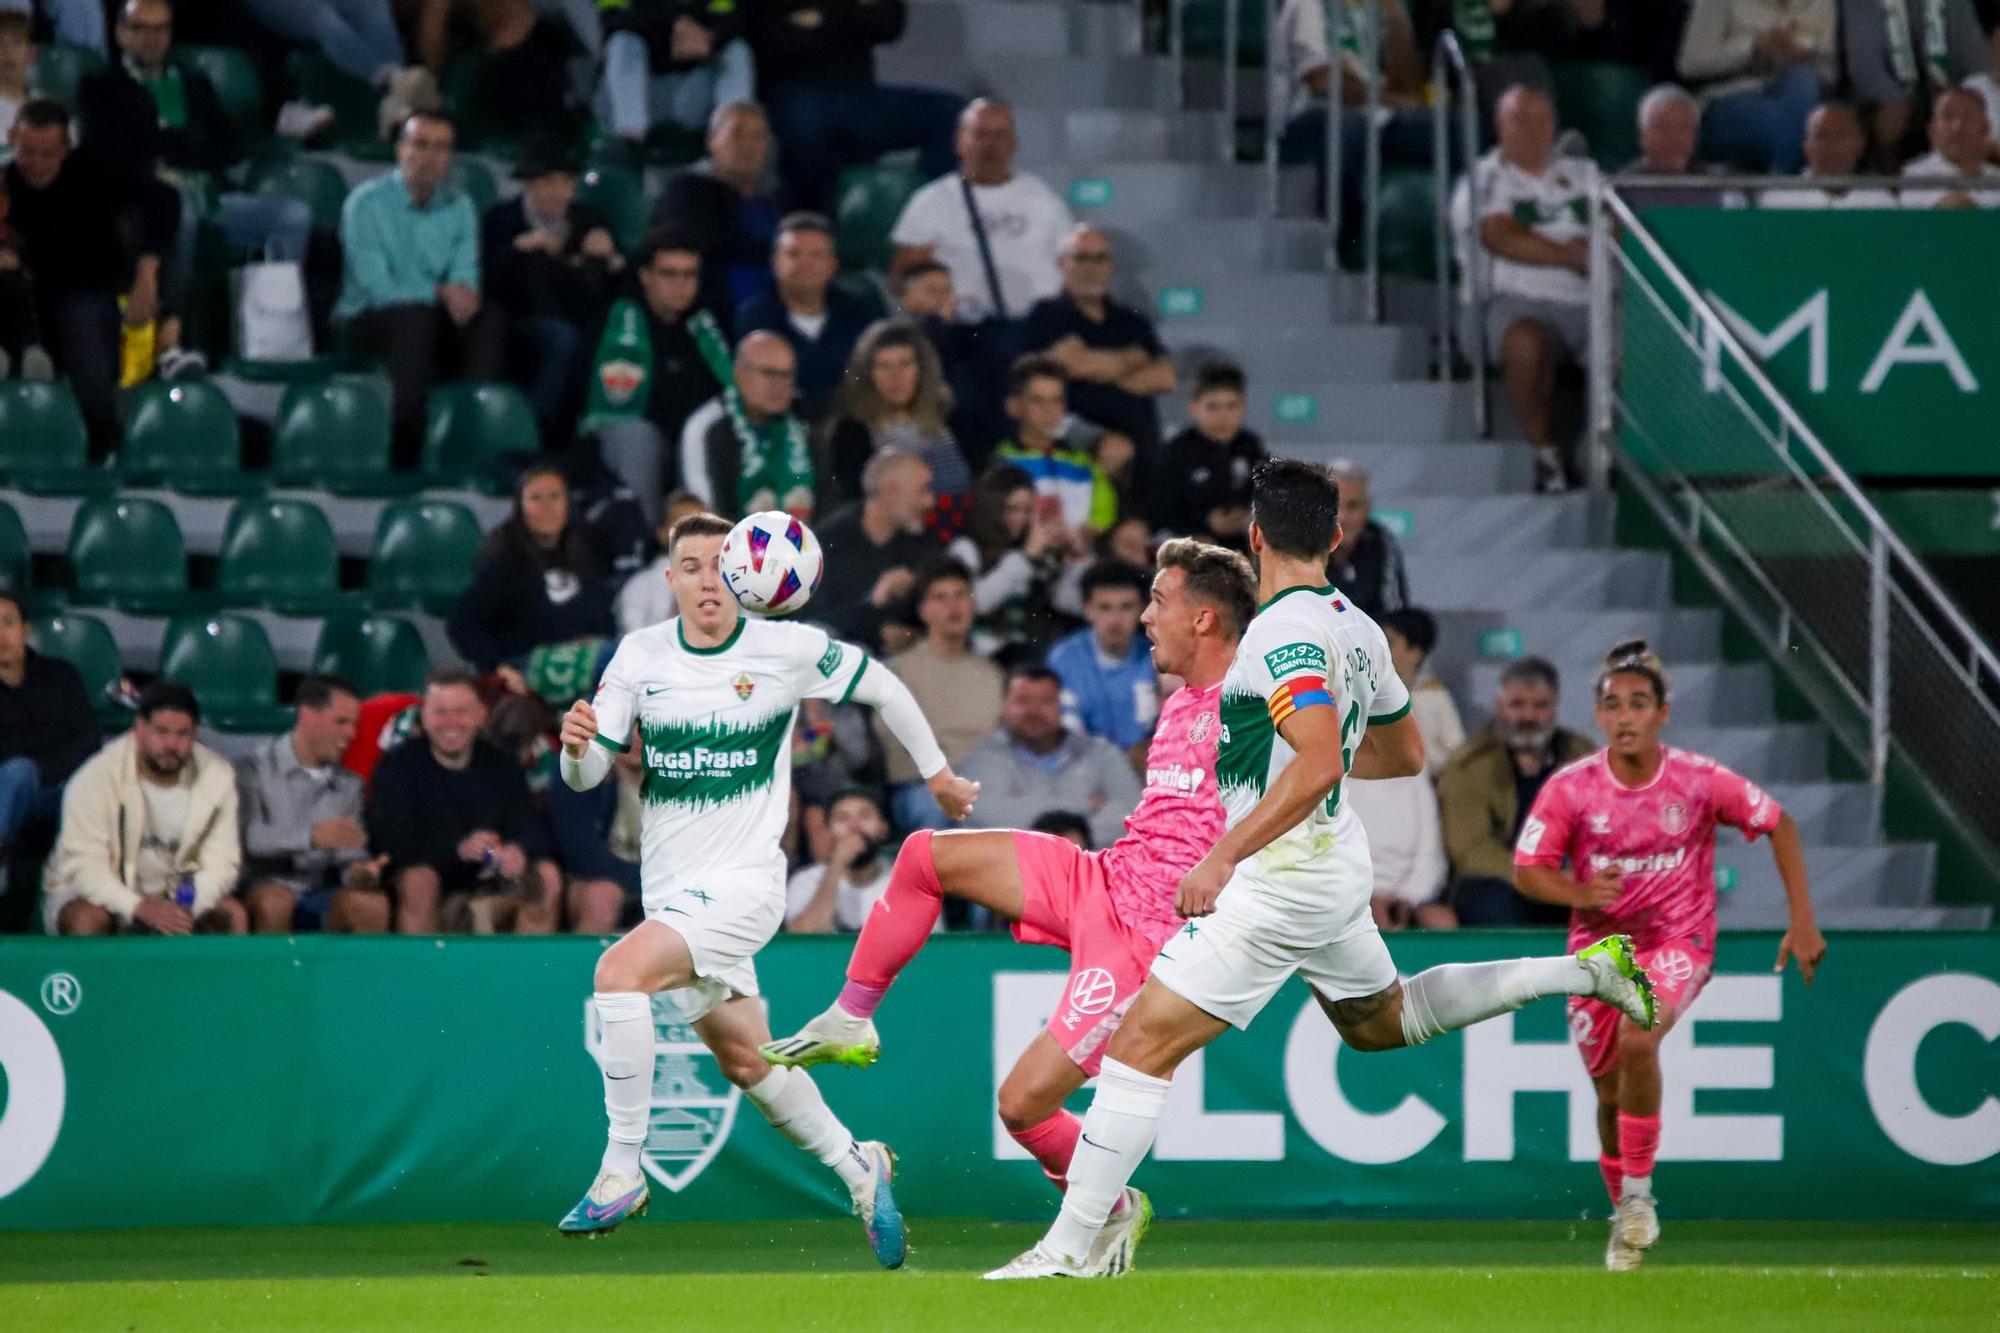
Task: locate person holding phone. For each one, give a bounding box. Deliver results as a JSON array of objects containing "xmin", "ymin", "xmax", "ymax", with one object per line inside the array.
[{"xmin": 785, "ymin": 788, "xmax": 907, "ymax": 933}]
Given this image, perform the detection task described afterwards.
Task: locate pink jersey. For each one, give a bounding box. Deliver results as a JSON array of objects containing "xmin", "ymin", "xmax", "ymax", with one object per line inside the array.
[
  {"xmin": 1514, "ymin": 745, "xmax": 1782, "ymax": 952},
  {"xmin": 1100, "ymin": 681, "xmax": 1227, "ymax": 951}
]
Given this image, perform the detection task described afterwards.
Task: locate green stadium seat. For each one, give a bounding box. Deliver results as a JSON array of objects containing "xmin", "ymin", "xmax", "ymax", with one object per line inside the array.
[
  {"xmin": 0, "ymin": 382, "xmax": 114, "ymax": 496},
  {"xmin": 1180, "ymin": 0, "xmax": 1268, "ymax": 66},
  {"xmin": 32, "ymin": 43, "xmax": 105, "ymax": 110},
  {"xmin": 0, "ymin": 497, "xmax": 28, "ymax": 594},
  {"xmin": 218, "ymin": 498, "xmax": 359, "ymax": 616},
  {"xmin": 313, "ymin": 615, "xmax": 431, "ymax": 695},
  {"xmin": 834, "ymin": 161, "xmax": 928, "ymax": 274},
  {"xmin": 273, "ymin": 380, "xmax": 405, "ymax": 496},
  {"xmin": 66, "ymin": 497, "xmax": 194, "ymax": 614},
  {"xmin": 1551, "ymin": 60, "xmax": 1650, "ymax": 170},
  {"xmin": 578, "ymin": 164, "xmax": 647, "ymax": 254},
  {"xmin": 120, "ymin": 381, "xmax": 260, "ymax": 495},
  {"xmin": 368, "ymin": 499, "xmax": 482, "ymax": 613},
  {"xmin": 177, "ymin": 45, "xmax": 264, "ymax": 137},
  {"xmin": 1377, "ymin": 167, "xmax": 1439, "ymax": 281},
  {"xmin": 31, "ymin": 612, "xmax": 126, "ymax": 727},
  {"xmin": 450, "ymin": 158, "xmax": 499, "ymax": 214},
  {"xmin": 159, "ymin": 614, "xmax": 291, "ymax": 733},
  {"xmin": 422, "ymin": 382, "xmax": 538, "ymax": 489},
  {"xmin": 251, "ymin": 156, "xmax": 352, "ymax": 233}
]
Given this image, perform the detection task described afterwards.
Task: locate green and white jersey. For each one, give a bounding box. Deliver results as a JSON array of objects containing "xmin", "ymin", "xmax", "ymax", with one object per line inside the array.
[
  {"xmin": 1215, "ymin": 584, "xmax": 1412, "ymax": 876},
  {"xmin": 589, "ymin": 615, "xmax": 872, "ymax": 901}
]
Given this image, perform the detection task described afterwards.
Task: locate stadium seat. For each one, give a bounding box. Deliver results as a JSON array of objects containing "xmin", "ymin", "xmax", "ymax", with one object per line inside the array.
[
  {"xmin": 177, "ymin": 46, "xmax": 264, "ymax": 137},
  {"xmin": 66, "ymin": 497, "xmax": 194, "ymax": 614},
  {"xmin": 1180, "ymin": 0, "xmax": 1268, "ymax": 66},
  {"xmin": 313, "ymin": 615, "xmax": 431, "ymax": 695},
  {"xmin": 272, "ymin": 380, "xmax": 404, "ymax": 496},
  {"xmin": 120, "ymin": 381, "xmax": 260, "ymax": 495},
  {"xmin": 834, "ymin": 161, "xmax": 929, "ymax": 274},
  {"xmin": 218, "ymin": 498, "xmax": 358, "ymax": 616},
  {"xmin": 578, "ymin": 164, "xmax": 647, "ymax": 254},
  {"xmin": 0, "ymin": 497, "xmax": 28, "ymax": 594},
  {"xmin": 1377, "ymin": 167, "xmax": 1438, "ymax": 281},
  {"xmin": 450, "ymin": 158, "xmax": 499, "ymax": 214},
  {"xmin": 0, "ymin": 382, "xmax": 113, "ymax": 496},
  {"xmin": 368, "ymin": 499, "xmax": 482, "ymax": 613},
  {"xmin": 1551, "ymin": 60, "xmax": 1650, "ymax": 169},
  {"xmin": 31, "ymin": 43, "xmax": 105, "ymax": 110},
  {"xmin": 31, "ymin": 612, "xmax": 126, "ymax": 728},
  {"xmin": 250, "ymin": 155, "xmax": 352, "ymax": 233},
  {"xmin": 422, "ymin": 382, "xmax": 539, "ymax": 489},
  {"xmin": 158, "ymin": 614, "xmax": 291, "ymax": 733}
]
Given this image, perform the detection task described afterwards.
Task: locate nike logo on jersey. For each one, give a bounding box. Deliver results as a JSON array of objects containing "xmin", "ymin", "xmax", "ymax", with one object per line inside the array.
[{"xmin": 644, "ymin": 686, "xmax": 671, "ymax": 697}]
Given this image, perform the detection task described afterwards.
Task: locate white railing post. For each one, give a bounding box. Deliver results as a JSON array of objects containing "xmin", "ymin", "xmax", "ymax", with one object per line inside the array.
[
  {"xmin": 1869, "ymin": 528, "xmax": 1891, "ymax": 785},
  {"xmin": 1223, "ymin": 0, "xmax": 1240, "ymax": 160},
  {"xmin": 1362, "ymin": 0, "xmax": 1383, "ymax": 322},
  {"xmin": 1170, "ymin": 0, "xmax": 1186, "ymax": 109},
  {"xmin": 1263, "ymin": 0, "xmax": 1281, "ymax": 212},
  {"xmin": 1585, "ymin": 167, "xmax": 1614, "ymax": 489},
  {"xmin": 1430, "ymin": 36, "xmax": 1452, "ymax": 380},
  {"xmin": 1321, "ymin": 0, "xmax": 1344, "ymax": 275}
]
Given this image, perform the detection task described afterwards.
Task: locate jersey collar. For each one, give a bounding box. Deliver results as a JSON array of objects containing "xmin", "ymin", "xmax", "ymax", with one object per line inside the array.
[
  {"xmin": 677, "ymin": 615, "xmax": 746, "ymax": 656},
  {"xmin": 1256, "ymin": 583, "xmax": 1336, "ymax": 613}
]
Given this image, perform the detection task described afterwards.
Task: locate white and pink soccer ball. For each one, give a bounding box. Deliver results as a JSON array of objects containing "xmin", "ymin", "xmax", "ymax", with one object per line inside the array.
[{"xmin": 719, "ymin": 510, "xmax": 825, "ymax": 617}]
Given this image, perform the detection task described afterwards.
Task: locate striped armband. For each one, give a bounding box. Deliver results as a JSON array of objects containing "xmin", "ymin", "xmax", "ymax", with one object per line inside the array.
[{"xmin": 1266, "ymin": 675, "xmax": 1334, "ymax": 728}]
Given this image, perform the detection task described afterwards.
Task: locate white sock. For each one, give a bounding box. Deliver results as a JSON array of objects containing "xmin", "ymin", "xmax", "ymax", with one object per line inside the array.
[
  {"xmin": 1622, "ymin": 1174, "xmax": 1653, "ymax": 1200},
  {"xmin": 1042, "ymin": 1058, "xmax": 1171, "ymax": 1264},
  {"xmin": 1398, "ymin": 956, "xmax": 1588, "ymax": 1047},
  {"xmin": 745, "ymin": 1066, "xmax": 872, "ymax": 1193},
  {"xmin": 594, "ymin": 991, "xmax": 654, "ymax": 1177}
]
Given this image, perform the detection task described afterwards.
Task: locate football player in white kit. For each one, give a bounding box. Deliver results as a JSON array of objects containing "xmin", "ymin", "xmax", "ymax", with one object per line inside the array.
[
  {"xmin": 555, "ymin": 512, "xmax": 979, "ymax": 1266},
  {"xmin": 988, "ymin": 460, "xmax": 1657, "ymax": 1279}
]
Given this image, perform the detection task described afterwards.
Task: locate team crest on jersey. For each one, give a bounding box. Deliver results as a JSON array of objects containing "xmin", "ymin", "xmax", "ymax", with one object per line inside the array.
[
  {"xmin": 583, "ymin": 997, "xmax": 743, "ymax": 1193},
  {"xmin": 1661, "ymin": 803, "xmax": 1689, "ymax": 836},
  {"xmin": 732, "ymin": 672, "xmax": 756, "ymax": 701},
  {"xmin": 1188, "ymin": 711, "xmax": 1215, "ymax": 745}
]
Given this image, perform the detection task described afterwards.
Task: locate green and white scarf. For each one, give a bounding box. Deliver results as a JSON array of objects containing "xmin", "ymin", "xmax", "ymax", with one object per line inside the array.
[
  {"xmin": 697, "ymin": 315, "xmax": 815, "ymax": 517},
  {"xmin": 1450, "ymin": 0, "xmax": 1496, "ymax": 60},
  {"xmin": 1884, "ymin": 0, "xmax": 1951, "ymax": 90}
]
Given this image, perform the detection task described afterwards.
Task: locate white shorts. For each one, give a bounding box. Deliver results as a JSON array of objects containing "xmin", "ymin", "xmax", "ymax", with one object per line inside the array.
[
  {"xmin": 1149, "ymin": 852, "xmax": 1397, "ymax": 1030},
  {"xmin": 646, "ymin": 873, "xmax": 786, "ymax": 1025}
]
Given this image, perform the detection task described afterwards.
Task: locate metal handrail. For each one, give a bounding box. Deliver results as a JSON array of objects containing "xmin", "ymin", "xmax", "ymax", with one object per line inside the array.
[
  {"xmin": 1320, "ymin": 0, "xmax": 1345, "ymax": 275},
  {"xmin": 1360, "ymin": 0, "xmax": 1382, "ymax": 321},
  {"xmin": 1607, "ymin": 171, "xmax": 2000, "ymax": 193},
  {"xmin": 1430, "ymin": 31, "xmax": 1485, "ymax": 434},
  {"xmin": 1222, "ymin": 0, "xmax": 1241, "ymax": 161}
]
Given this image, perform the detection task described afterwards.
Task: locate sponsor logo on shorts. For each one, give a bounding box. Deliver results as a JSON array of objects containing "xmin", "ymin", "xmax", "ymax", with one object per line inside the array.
[
  {"xmin": 1065, "ymin": 967, "xmax": 1119, "ymax": 1023},
  {"xmin": 1661, "ymin": 803, "xmax": 1689, "ymax": 836},
  {"xmin": 1263, "ymin": 642, "xmax": 1327, "ymax": 679},
  {"xmin": 1650, "ymin": 948, "xmax": 1695, "ymax": 987}
]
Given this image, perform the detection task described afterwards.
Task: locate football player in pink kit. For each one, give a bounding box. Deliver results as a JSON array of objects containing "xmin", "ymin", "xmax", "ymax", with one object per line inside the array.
[
  {"xmin": 1514, "ymin": 639, "xmax": 1827, "ymax": 1271},
  {"xmin": 762, "ymin": 538, "xmax": 1256, "ymax": 1271}
]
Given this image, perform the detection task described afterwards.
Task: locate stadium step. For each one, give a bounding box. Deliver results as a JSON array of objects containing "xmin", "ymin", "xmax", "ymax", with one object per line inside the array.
[
  {"xmin": 1429, "ymin": 607, "xmax": 1726, "ymax": 685},
  {"xmin": 1719, "ymin": 842, "xmax": 1939, "ymax": 919},
  {"xmin": 888, "ymin": 53, "xmax": 1179, "ymax": 108},
  {"xmin": 893, "ymin": 0, "xmax": 1144, "ymax": 63},
  {"xmin": 1403, "ymin": 550, "xmax": 1671, "ymax": 613},
  {"xmin": 1262, "ymin": 443, "xmax": 1531, "ymax": 496},
  {"xmin": 1107, "ymin": 218, "xmax": 1330, "ymax": 276},
  {"xmin": 1161, "ymin": 323, "xmax": 1428, "ymax": 386},
  {"xmin": 1375, "ymin": 493, "xmax": 1614, "ymax": 553},
  {"xmin": 1058, "ymin": 160, "xmax": 1319, "ymax": 222},
  {"xmin": 1014, "ymin": 108, "xmax": 1232, "ymax": 165}
]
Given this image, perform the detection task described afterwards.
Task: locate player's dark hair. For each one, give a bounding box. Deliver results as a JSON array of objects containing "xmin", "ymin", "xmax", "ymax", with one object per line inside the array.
[
  {"xmin": 1030, "ymin": 810, "xmax": 1093, "ymax": 850},
  {"xmin": 667, "ymin": 511, "xmax": 733, "ymax": 552},
  {"xmin": 1379, "ymin": 607, "xmax": 1439, "ymax": 659},
  {"xmin": 1499, "ymin": 655, "xmax": 1560, "ymax": 694},
  {"xmin": 424, "ymin": 667, "xmax": 480, "ymax": 695},
  {"xmin": 1080, "ymin": 559, "xmax": 1150, "ymax": 604},
  {"xmin": 295, "ymin": 674, "xmax": 359, "ymax": 712},
  {"xmin": 1249, "ymin": 458, "xmax": 1341, "ymax": 560},
  {"xmin": 137, "ymin": 679, "xmax": 200, "ymax": 725},
  {"xmin": 1597, "ymin": 639, "xmax": 1671, "ymax": 701},
  {"xmin": 1004, "ymin": 664, "xmax": 1061, "ymax": 693},
  {"xmin": 1008, "ymin": 353, "xmax": 1066, "ymax": 398},
  {"xmin": 912, "ymin": 555, "xmax": 974, "ymax": 606},
  {"xmin": 1192, "ymin": 359, "xmax": 1246, "ymax": 399},
  {"xmin": 1155, "ymin": 537, "xmax": 1256, "ymax": 639}
]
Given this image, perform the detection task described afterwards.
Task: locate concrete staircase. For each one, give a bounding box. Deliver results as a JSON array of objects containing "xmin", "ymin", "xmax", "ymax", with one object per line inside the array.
[{"xmin": 889, "ymin": 0, "xmax": 1984, "ymax": 929}]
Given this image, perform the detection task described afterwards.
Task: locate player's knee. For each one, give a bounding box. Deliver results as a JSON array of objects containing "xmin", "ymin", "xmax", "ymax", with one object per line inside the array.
[
  {"xmin": 995, "ymin": 1081, "xmax": 1059, "ymax": 1132},
  {"xmin": 1617, "ymin": 1021, "xmax": 1663, "ymax": 1064},
  {"xmin": 893, "ymin": 828, "xmax": 939, "ymax": 895},
  {"xmin": 593, "ymin": 942, "xmax": 654, "ymax": 994},
  {"xmin": 714, "ymin": 1040, "xmax": 772, "ymax": 1089}
]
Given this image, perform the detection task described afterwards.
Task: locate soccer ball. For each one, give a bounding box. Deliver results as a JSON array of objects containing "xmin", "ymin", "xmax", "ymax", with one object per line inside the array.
[{"xmin": 719, "ymin": 510, "xmax": 825, "ymax": 616}]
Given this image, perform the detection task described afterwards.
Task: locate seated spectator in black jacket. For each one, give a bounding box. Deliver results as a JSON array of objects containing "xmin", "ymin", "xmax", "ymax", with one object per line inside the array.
[
  {"xmin": 1152, "ymin": 360, "xmax": 1266, "ymax": 551},
  {"xmin": 0, "ymin": 589, "xmax": 96, "ymax": 871},
  {"xmin": 1025, "ymin": 225, "xmax": 1176, "ymax": 455},
  {"xmin": 824, "ymin": 319, "xmax": 973, "ymax": 531},
  {"xmin": 812, "ymin": 450, "xmax": 936, "ymax": 654},
  {"xmin": 365, "ymin": 669, "xmax": 561, "ymax": 934},
  {"xmin": 734, "ymin": 211, "xmax": 877, "ymax": 424},
  {"xmin": 894, "ymin": 257, "xmax": 1006, "ymax": 463},
  {"xmin": 481, "ymin": 137, "xmax": 622, "ymax": 445},
  {"xmin": 448, "ymin": 462, "xmax": 617, "ymax": 674},
  {"xmin": 594, "ymin": 0, "xmax": 752, "ymax": 159},
  {"xmin": 652, "ymin": 99, "xmax": 787, "ymax": 315},
  {"xmin": 1325, "ymin": 458, "xmax": 1410, "ymax": 618},
  {"xmin": 746, "ymin": 0, "xmax": 962, "ymax": 210},
  {"xmin": 4, "ymin": 98, "xmax": 177, "ymax": 458},
  {"xmin": 678, "ymin": 329, "xmax": 827, "ymax": 519}
]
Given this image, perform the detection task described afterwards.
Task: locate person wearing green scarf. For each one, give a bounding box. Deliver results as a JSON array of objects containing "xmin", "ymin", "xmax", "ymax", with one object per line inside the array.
[
  {"xmin": 1840, "ymin": 0, "xmax": 1992, "ymax": 167},
  {"xmin": 680, "ymin": 329, "xmax": 825, "ymax": 520}
]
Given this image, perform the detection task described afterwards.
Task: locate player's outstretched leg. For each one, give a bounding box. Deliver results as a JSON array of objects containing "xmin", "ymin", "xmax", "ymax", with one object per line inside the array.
[
  {"xmin": 1364, "ymin": 935, "xmax": 1654, "ymax": 1052},
  {"xmin": 559, "ymin": 989, "xmax": 654, "ymax": 1236}
]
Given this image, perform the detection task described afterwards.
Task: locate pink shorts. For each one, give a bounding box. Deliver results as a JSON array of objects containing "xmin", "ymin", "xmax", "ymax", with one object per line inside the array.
[
  {"xmin": 1008, "ymin": 831, "xmax": 1158, "ymax": 1077},
  {"xmin": 1568, "ymin": 938, "xmax": 1714, "ymax": 1079}
]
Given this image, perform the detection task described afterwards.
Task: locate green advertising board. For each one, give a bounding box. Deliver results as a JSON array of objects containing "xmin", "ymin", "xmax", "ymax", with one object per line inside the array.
[
  {"xmin": 1629, "ymin": 210, "xmax": 2000, "ymax": 479},
  {"xmin": 0, "ymin": 934, "xmax": 1994, "ymax": 1230}
]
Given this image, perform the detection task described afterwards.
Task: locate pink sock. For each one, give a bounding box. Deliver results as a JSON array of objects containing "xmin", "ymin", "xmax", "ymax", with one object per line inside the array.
[
  {"xmin": 1598, "ymin": 1153, "xmax": 1624, "ymax": 1205},
  {"xmin": 838, "ymin": 830, "xmax": 944, "ymax": 1018},
  {"xmin": 1618, "ymin": 1112, "xmax": 1661, "ymax": 1184},
  {"xmin": 1009, "ymin": 1110, "xmax": 1082, "ymax": 1192}
]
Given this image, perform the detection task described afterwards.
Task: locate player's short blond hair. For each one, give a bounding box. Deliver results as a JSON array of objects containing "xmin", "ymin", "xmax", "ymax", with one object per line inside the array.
[
  {"xmin": 1597, "ymin": 638, "xmax": 1671, "ymax": 701},
  {"xmin": 667, "ymin": 511, "xmax": 732, "ymax": 553},
  {"xmin": 1155, "ymin": 537, "xmax": 1256, "ymax": 640}
]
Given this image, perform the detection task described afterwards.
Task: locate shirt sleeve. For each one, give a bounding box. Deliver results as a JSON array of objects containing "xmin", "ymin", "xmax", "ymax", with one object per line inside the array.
[
  {"xmin": 1710, "ymin": 762, "xmax": 1783, "ymax": 840},
  {"xmin": 1368, "ymin": 628, "xmax": 1413, "ymax": 724},
  {"xmin": 1513, "ymin": 772, "xmax": 1574, "ymax": 868},
  {"xmin": 786, "ymin": 623, "xmax": 873, "ymax": 703},
  {"xmin": 589, "ymin": 638, "xmax": 642, "ymax": 754},
  {"xmin": 1242, "ymin": 612, "xmax": 1337, "ymax": 733},
  {"xmin": 448, "ymin": 197, "xmax": 480, "ymax": 291},
  {"xmin": 889, "ymin": 181, "xmax": 944, "ymax": 248}
]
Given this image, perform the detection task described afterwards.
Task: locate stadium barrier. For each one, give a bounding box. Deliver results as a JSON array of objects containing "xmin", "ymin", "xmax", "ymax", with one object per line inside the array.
[{"xmin": 0, "ymin": 932, "xmax": 1993, "ymax": 1229}]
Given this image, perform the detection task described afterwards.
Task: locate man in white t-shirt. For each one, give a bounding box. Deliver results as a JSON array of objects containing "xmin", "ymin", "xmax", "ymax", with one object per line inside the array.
[
  {"xmin": 1449, "ymin": 85, "xmax": 1594, "ymax": 493},
  {"xmin": 1900, "ymin": 86, "xmax": 2000, "ymax": 208},
  {"xmin": 889, "ymin": 98, "xmax": 1074, "ymax": 323},
  {"xmin": 785, "ymin": 788, "xmax": 911, "ymax": 933},
  {"xmin": 1761, "ymin": 101, "xmax": 1900, "ymax": 208}
]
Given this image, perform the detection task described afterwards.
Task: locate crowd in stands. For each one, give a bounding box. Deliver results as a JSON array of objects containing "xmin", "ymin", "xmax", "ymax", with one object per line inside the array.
[{"xmin": 1, "ymin": 0, "xmax": 1996, "ymax": 939}]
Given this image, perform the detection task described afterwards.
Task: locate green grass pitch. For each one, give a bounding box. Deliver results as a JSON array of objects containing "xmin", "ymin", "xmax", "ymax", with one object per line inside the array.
[{"xmin": 2, "ymin": 1219, "xmax": 1993, "ymax": 1331}]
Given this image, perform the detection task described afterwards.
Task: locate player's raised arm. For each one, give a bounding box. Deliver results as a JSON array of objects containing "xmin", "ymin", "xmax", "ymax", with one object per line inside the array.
[
  {"xmin": 560, "ymin": 645, "xmax": 638, "ymax": 791},
  {"xmin": 1177, "ymin": 701, "xmax": 1345, "ymax": 917}
]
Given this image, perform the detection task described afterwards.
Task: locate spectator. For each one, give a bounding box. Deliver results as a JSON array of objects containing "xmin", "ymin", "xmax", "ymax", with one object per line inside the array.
[
  {"xmin": 1153, "ymin": 360, "xmax": 1266, "ymax": 550},
  {"xmin": 547, "ymin": 723, "xmax": 642, "ymax": 926},
  {"xmin": 812, "ymin": 450, "xmax": 936, "ymax": 653},
  {"xmin": 785, "ymin": 787, "xmax": 907, "ymax": 932},
  {"xmin": 653, "ymin": 100, "xmax": 787, "ymax": 313},
  {"xmin": 1437, "ymin": 655, "xmax": 1593, "ymax": 926},
  {"xmin": 1969, "ymin": 18, "xmax": 2000, "ymax": 141},
  {"xmin": 594, "ymin": 0, "xmax": 751, "ymax": 158},
  {"xmin": 616, "ymin": 488, "xmax": 706, "ymax": 635},
  {"xmin": 959, "ymin": 665, "xmax": 1143, "ymax": 849},
  {"xmin": 1677, "ymin": 0, "xmax": 1833, "ymax": 171},
  {"xmin": 4, "ymin": 99, "xmax": 177, "ymax": 458},
  {"xmin": 893, "ymin": 255, "xmax": 1008, "ymax": 459},
  {"xmin": 895, "ymin": 258, "xmax": 955, "ymax": 323},
  {"xmin": 0, "ymin": 589, "xmax": 96, "ymax": 870},
  {"xmin": 948, "ymin": 462, "xmax": 1068, "ymax": 660},
  {"xmin": 735, "ymin": 211, "xmax": 876, "ymax": 423},
  {"xmin": 366, "ymin": 669, "xmax": 562, "ymax": 933},
  {"xmin": 336, "ymin": 111, "xmax": 503, "ymax": 466},
  {"xmin": 1276, "ymin": 0, "xmax": 1435, "ymax": 216},
  {"xmin": 1047, "ymin": 560, "xmax": 1157, "ymax": 758},
  {"xmin": 235, "ymin": 675, "xmax": 386, "ymax": 934},
  {"xmin": 874, "ymin": 557, "xmax": 1003, "ymax": 831},
  {"xmin": 747, "ymin": 0, "xmax": 962, "ymax": 211},
  {"xmin": 481, "ymin": 136, "xmax": 622, "ymax": 443},
  {"xmin": 678, "ymin": 329, "xmax": 824, "ymax": 518},
  {"xmin": 1025, "ymin": 225, "xmax": 1176, "ymax": 456},
  {"xmin": 448, "ymin": 462, "xmax": 617, "ymax": 673},
  {"xmin": 1029, "ymin": 808, "xmax": 1092, "ymax": 850},
  {"xmin": 1618, "ymin": 84, "xmax": 1738, "ymax": 205},
  {"xmin": 824, "ymin": 319, "xmax": 973, "ymax": 526},
  {"xmin": 1843, "ymin": 0, "xmax": 1991, "ymax": 167},
  {"xmin": 1379, "ymin": 607, "xmax": 1465, "ymax": 779},
  {"xmin": 400, "ymin": 0, "xmax": 579, "ymax": 146},
  {"xmin": 1451, "ymin": 85, "xmax": 1593, "ymax": 494},
  {"xmin": 1101, "ymin": 514, "xmax": 1155, "ymax": 571},
  {"xmin": 1346, "ymin": 768, "xmax": 1453, "ymax": 931},
  {"xmin": 0, "ymin": 10, "xmax": 27, "ymax": 140},
  {"xmin": 1762, "ymin": 100, "xmax": 1902, "ymax": 205},
  {"xmin": 585, "ymin": 233, "xmax": 728, "ymax": 525},
  {"xmin": 993, "ymin": 355, "xmax": 1118, "ymax": 535},
  {"xmin": 45, "ymin": 682, "xmax": 242, "ymax": 935},
  {"xmin": 1901, "ymin": 86, "xmax": 2000, "ymax": 205},
  {"xmin": 236, "ymin": 0, "xmax": 437, "ymax": 139},
  {"xmin": 890, "ymin": 99, "xmax": 1074, "ymax": 324},
  {"xmin": 1325, "ymin": 460, "xmax": 1410, "ymax": 619}
]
